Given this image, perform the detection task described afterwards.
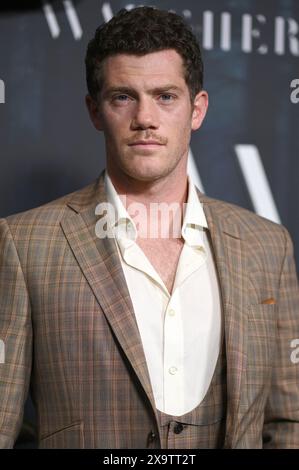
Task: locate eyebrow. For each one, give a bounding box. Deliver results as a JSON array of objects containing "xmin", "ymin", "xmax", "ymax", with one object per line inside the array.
[{"xmin": 103, "ymin": 84, "xmax": 182, "ymax": 98}]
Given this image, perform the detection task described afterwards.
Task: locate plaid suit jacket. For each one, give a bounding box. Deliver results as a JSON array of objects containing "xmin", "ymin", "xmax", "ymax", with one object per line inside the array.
[{"xmin": 0, "ymin": 170, "xmax": 298, "ymax": 448}]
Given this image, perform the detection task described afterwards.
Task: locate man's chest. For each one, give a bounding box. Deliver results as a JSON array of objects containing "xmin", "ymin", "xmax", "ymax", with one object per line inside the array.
[{"xmin": 136, "ymin": 237, "xmax": 185, "ymax": 294}]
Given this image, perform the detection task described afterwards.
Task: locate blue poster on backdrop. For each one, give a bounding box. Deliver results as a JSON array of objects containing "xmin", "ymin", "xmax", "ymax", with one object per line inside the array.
[{"xmin": 0, "ymin": 0, "xmax": 298, "ymax": 448}]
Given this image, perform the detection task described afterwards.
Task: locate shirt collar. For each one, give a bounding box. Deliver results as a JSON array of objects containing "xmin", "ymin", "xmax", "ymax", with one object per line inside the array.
[
  {"xmin": 104, "ymin": 170, "xmax": 137, "ymax": 244},
  {"xmin": 181, "ymin": 174, "xmax": 208, "ymax": 248},
  {"xmin": 104, "ymin": 170, "xmax": 208, "ymax": 248}
]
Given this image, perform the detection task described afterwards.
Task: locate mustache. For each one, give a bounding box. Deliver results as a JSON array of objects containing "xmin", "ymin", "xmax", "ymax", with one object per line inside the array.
[{"xmin": 125, "ymin": 133, "xmax": 168, "ymax": 145}]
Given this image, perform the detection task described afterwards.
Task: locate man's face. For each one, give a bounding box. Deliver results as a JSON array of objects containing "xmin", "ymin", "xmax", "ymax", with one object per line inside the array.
[{"xmin": 86, "ymin": 49, "xmax": 208, "ymax": 183}]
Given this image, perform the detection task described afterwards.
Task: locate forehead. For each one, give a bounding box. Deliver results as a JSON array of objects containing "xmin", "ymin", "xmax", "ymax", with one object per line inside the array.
[{"xmin": 101, "ymin": 49, "xmax": 187, "ymax": 89}]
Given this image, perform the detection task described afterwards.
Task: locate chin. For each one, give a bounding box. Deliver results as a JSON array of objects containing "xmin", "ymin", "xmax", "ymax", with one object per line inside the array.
[{"xmin": 126, "ymin": 165, "xmax": 170, "ymax": 182}]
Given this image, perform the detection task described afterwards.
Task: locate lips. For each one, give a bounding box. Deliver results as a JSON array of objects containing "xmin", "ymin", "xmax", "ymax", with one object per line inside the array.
[{"xmin": 129, "ymin": 141, "xmax": 164, "ymax": 146}]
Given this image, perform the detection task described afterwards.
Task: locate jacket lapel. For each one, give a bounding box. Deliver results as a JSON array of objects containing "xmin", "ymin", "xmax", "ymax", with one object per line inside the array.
[
  {"xmin": 60, "ymin": 172, "xmax": 158, "ymax": 419},
  {"xmin": 197, "ymin": 191, "xmax": 249, "ymax": 448}
]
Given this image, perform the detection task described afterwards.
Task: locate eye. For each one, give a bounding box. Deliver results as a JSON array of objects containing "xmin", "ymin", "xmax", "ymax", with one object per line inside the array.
[
  {"xmin": 113, "ymin": 94, "xmax": 130, "ymax": 102},
  {"xmin": 159, "ymin": 94, "xmax": 175, "ymax": 102},
  {"xmin": 110, "ymin": 94, "xmax": 134, "ymax": 106}
]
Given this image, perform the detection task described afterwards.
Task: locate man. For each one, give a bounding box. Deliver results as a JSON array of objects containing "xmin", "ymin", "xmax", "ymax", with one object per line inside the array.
[{"xmin": 0, "ymin": 6, "xmax": 298, "ymax": 449}]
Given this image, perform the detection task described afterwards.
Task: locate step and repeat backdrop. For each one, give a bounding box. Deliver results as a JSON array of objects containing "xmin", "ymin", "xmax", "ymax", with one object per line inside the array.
[{"xmin": 0, "ymin": 0, "xmax": 298, "ymax": 448}]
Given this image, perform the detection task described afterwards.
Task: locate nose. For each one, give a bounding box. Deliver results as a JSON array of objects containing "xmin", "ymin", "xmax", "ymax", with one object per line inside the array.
[{"xmin": 130, "ymin": 97, "xmax": 159, "ymax": 130}]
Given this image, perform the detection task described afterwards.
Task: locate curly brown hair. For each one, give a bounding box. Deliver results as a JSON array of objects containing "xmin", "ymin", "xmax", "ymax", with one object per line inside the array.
[{"xmin": 85, "ymin": 6, "xmax": 204, "ymax": 103}]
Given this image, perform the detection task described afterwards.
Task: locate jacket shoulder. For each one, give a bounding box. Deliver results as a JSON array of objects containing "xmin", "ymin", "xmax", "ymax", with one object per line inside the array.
[{"xmin": 201, "ymin": 193, "xmax": 289, "ymax": 244}]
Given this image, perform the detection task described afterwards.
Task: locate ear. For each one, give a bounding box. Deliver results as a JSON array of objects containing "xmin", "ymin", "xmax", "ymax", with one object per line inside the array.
[
  {"xmin": 85, "ymin": 94, "xmax": 103, "ymax": 131},
  {"xmin": 191, "ymin": 90, "xmax": 209, "ymax": 131}
]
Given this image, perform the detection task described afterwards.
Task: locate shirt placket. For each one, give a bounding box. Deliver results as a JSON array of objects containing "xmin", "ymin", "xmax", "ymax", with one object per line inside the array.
[{"xmin": 163, "ymin": 292, "xmax": 184, "ymax": 415}]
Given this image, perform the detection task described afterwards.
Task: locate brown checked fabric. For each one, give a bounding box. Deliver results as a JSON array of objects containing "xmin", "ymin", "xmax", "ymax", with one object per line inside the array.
[{"xmin": 0, "ymin": 169, "xmax": 298, "ymax": 448}]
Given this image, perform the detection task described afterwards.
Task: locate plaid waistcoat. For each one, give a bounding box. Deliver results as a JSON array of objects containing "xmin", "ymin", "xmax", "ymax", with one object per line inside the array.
[{"xmin": 154, "ymin": 333, "xmax": 227, "ymax": 449}]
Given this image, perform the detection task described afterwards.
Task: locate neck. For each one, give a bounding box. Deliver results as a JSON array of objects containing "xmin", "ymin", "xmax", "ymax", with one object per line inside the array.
[
  {"xmin": 106, "ymin": 167, "xmax": 188, "ymax": 208},
  {"xmin": 106, "ymin": 165, "xmax": 189, "ymax": 240}
]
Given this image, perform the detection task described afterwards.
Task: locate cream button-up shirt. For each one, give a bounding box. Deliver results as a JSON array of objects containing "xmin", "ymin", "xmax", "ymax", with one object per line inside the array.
[{"xmin": 104, "ymin": 170, "xmax": 222, "ymax": 416}]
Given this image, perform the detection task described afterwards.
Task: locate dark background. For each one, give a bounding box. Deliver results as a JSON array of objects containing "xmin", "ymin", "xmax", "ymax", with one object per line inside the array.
[{"xmin": 0, "ymin": 0, "xmax": 298, "ymax": 448}]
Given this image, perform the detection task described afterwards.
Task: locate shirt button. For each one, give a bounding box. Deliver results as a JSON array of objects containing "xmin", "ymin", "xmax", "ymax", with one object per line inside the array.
[
  {"xmin": 173, "ymin": 423, "xmax": 184, "ymax": 434},
  {"xmin": 168, "ymin": 366, "xmax": 178, "ymax": 375},
  {"xmin": 168, "ymin": 309, "xmax": 175, "ymax": 316}
]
